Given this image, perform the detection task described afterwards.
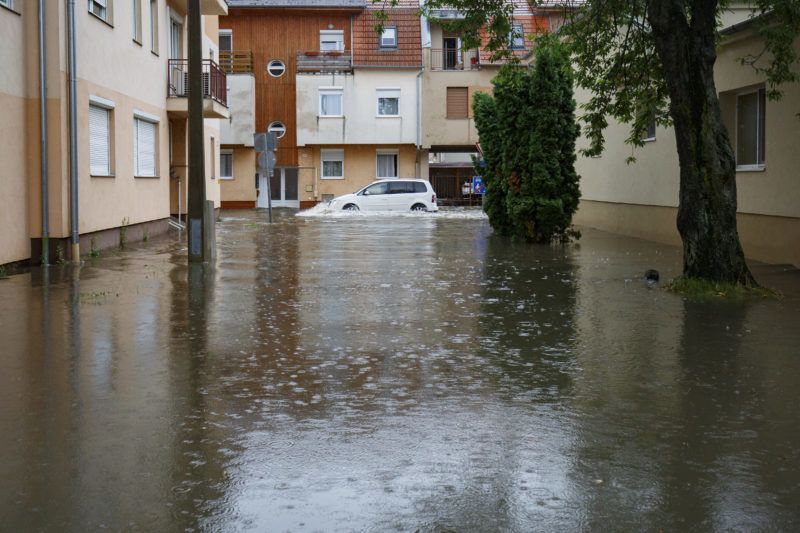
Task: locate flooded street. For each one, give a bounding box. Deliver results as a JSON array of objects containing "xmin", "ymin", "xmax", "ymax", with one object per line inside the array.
[{"xmin": 2, "ymin": 209, "xmax": 800, "ymax": 531}]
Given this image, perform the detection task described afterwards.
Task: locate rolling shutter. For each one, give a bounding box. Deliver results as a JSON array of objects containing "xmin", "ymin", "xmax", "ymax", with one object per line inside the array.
[
  {"xmin": 89, "ymin": 105, "xmax": 110, "ymax": 175},
  {"xmin": 446, "ymin": 87, "xmax": 468, "ymax": 119},
  {"xmin": 135, "ymin": 118, "xmax": 157, "ymax": 176}
]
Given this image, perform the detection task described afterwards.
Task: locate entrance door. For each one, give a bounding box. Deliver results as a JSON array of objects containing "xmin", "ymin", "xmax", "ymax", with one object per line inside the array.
[
  {"xmin": 269, "ymin": 168, "xmax": 300, "ymax": 208},
  {"xmin": 257, "ymin": 172, "xmax": 269, "ymax": 208}
]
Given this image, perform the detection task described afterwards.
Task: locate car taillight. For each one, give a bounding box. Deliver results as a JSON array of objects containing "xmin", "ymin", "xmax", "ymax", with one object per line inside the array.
[{"xmin": 432, "ymin": 194, "xmax": 436, "ymax": 203}]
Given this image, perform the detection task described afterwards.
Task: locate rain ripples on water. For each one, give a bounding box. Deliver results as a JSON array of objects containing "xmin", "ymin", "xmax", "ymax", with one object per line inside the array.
[{"xmin": 1, "ymin": 208, "xmax": 800, "ymax": 531}]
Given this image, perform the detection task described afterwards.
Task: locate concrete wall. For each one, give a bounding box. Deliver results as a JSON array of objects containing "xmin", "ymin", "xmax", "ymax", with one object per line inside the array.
[
  {"xmin": 575, "ymin": 31, "xmax": 800, "ymax": 266},
  {"xmin": 220, "ymin": 74, "xmax": 255, "ymax": 147},
  {"xmin": 298, "ymin": 144, "xmax": 419, "ymax": 203},
  {"xmin": 296, "ymin": 69, "xmax": 420, "ymax": 147}
]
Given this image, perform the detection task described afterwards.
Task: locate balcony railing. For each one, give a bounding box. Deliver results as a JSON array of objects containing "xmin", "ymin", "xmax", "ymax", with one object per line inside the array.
[
  {"xmin": 167, "ymin": 59, "xmax": 227, "ymax": 107},
  {"xmin": 430, "ymin": 48, "xmax": 481, "ymax": 71},
  {"xmin": 219, "ymin": 50, "xmax": 253, "ymax": 74},
  {"xmin": 296, "ymin": 50, "xmax": 353, "ymax": 73}
]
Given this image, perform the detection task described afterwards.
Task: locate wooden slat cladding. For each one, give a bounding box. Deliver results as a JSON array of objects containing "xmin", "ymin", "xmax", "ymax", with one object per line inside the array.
[
  {"xmin": 446, "ymin": 87, "xmax": 469, "ymax": 119},
  {"xmin": 220, "ymin": 8, "xmax": 354, "ymax": 166},
  {"xmin": 352, "ymin": 9, "xmax": 421, "ymax": 67}
]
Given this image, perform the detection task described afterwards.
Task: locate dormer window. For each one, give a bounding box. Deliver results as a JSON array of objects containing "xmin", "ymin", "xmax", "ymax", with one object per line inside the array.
[
  {"xmin": 380, "ymin": 27, "xmax": 397, "ymax": 48},
  {"xmin": 508, "ymin": 23, "xmax": 524, "ymax": 50}
]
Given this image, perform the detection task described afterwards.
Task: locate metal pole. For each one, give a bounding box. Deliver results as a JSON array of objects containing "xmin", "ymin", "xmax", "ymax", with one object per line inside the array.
[
  {"xmin": 67, "ymin": 0, "xmax": 79, "ymax": 262},
  {"xmin": 39, "ymin": 0, "xmax": 49, "ymax": 265},
  {"xmin": 187, "ymin": 0, "xmax": 206, "ymax": 262},
  {"xmin": 266, "ymin": 169, "xmax": 273, "ymax": 223}
]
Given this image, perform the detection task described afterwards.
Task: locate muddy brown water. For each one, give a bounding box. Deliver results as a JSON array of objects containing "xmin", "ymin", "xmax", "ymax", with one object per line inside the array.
[{"xmin": 1, "ymin": 209, "xmax": 799, "ymax": 532}]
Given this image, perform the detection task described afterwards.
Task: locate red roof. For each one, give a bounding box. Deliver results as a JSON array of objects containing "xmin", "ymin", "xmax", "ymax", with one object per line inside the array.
[{"xmin": 353, "ymin": 8, "xmax": 422, "ymax": 67}]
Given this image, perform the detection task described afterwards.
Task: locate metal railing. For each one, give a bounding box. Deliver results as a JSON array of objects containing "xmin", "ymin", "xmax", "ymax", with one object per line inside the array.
[
  {"xmin": 219, "ymin": 50, "xmax": 253, "ymax": 74},
  {"xmin": 296, "ymin": 50, "xmax": 353, "ymax": 72},
  {"xmin": 429, "ymin": 48, "xmax": 480, "ymax": 71},
  {"xmin": 167, "ymin": 59, "xmax": 227, "ymax": 107}
]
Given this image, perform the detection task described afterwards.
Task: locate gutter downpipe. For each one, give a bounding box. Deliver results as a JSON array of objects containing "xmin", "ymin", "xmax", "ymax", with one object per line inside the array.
[
  {"xmin": 67, "ymin": 0, "xmax": 80, "ymax": 262},
  {"xmin": 39, "ymin": 0, "xmax": 49, "ymax": 265},
  {"xmin": 416, "ymin": 67, "xmax": 424, "ymax": 178}
]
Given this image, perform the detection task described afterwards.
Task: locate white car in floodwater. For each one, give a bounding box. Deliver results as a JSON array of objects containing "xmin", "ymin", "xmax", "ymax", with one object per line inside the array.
[{"xmin": 327, "ymin": 179, "xmax": 439, "ymax": 212}]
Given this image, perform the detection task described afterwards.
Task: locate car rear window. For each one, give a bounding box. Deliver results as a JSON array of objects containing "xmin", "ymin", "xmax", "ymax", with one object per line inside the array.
[{"xmin": 413, "ymin": 182, "xmax": 427, "ymax": 193}]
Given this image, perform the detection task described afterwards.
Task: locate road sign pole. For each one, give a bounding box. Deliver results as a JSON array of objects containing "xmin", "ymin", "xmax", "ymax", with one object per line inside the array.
[{"xmin": 266, "ymin": 169, "xmax": 273, "ymax": 223}]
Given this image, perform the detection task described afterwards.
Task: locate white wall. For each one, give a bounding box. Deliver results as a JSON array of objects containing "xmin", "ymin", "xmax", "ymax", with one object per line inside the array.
[
  {"xmin": 220, "ymin": 73, "xmax": 255, "ymax": 146},
  {"xmin": 296, "ymin": 69, "xmax": 420, "ymax": 146}
]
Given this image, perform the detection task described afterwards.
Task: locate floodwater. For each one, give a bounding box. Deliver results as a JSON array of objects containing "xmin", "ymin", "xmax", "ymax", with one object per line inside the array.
[{"xmin": 2, "ymin": 209, "xmax": 800, "ymax": 532}]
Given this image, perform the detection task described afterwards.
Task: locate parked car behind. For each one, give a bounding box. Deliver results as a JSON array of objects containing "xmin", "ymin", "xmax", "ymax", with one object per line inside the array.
[{"xmin": 328, "ymin": 179, "xmax": 439, "ymax": 212}]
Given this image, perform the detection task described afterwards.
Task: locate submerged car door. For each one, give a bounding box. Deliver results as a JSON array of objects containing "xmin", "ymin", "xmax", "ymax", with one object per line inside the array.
[
  {"xmin": 359, "ymin": 182, "xmax": 389, "ymax": 210},
  {"xmin": 387, "ymin": 181, "xmax": 413, "ymax": 210}
]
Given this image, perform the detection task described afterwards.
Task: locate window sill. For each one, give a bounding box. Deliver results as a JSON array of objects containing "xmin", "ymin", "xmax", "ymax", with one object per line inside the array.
[
  {"xmin": 319, "ymin": 115, "xmax": 344, "ymax": 119},
  {"xmin": 0, "ymin": 3, "xmax": 21, "ymax": 15},
  {"xmin": 91, "ymin": 173, "xmax": 115, "ymax": 178},
  {"xmin": 220, "ymin": 176, "xmax": 234, "ymax": 181},
  {"xmin": 88, "ymin": 11, "xmax": 113, "ymax": 28},
  {"xmin": 151, "ymin": 50, "xmax": 160, "ymax": 57},
  {"xmin": 134, "ymin": 175, "xmax": 160, "ymax": 179},
  {"xmin": 736, "ymin": 165, "xmax": 766, "ymax": 173},
  {"xmin": 133, "ymin": 38, "xmax": 142, "ymax": 47},
  {"xmin": 321, "ymin": 176, "xmax": 344, "ymax": 180},
  {"xmin": 642, "ymin": 137, "xmax": 656, "ymax": 143},
  {"xmin": 376, "ymin": 115, "xmax": 400, "ymax": 118}
]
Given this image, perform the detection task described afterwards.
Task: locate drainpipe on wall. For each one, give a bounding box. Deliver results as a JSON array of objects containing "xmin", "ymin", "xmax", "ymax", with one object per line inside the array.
[
  {"xmin": 39, "ymin": 0, "xmax": 49, "ymax": 265},
  {"xmin": 67, "ymin": 0, "xmax": 80, "ymax": 262},
  {"xmin": 416, "ymin": 67, "xmax": 424, "ymax": 177}
]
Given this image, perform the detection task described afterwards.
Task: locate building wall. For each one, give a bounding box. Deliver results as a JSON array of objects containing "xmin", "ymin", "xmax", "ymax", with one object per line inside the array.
[
  {"xmin": 298, "ymin": 144, "xmax": 418, "ymax": 203},
  {"xmin": 220, "ymin": 147, "xmax": 257, "ymax": 206},
  {"xmin": 575, "ymin": 31, "xmax": 800, "ymax": 266},
  {"xmin": 220, "ymin": 74, "xmax": 256, "ymax": 146},
  {"xmin": 296, "ymin": 70, "xmax": 420, "ymax": 147}
]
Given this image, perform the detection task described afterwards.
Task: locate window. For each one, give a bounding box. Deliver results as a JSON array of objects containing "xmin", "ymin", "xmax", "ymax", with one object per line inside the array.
[
  {"xmin": 220, "ymin": 151, "xmax": 233, "ymax": 179},
  {"xmin": 267, "ymin": 59, "xmax": 286, "ymax": 77},
  {"xmin": 219, "ymin": 29, "xmax": 232, "ymax": 52},
  {"xmin": 89, "ymin": 103, "xmax": 112, "ymax": 176},
  {"xmin": 642, "ymin": 119, "xmax": 656, "ymax": 142},
  {"xmin": 320, "ymin": 30, "xmax": 344, "ymax": 51},
  {"xmin": 446, "ymin": 87, "xmax": 469, "ymax": 119},
  {"xmin": 169, "ymin": 16, "xmax": 182, "ymax": 59},
  {"xmin": 376, "ymin": 151, "xmax": 398, "ymax": 179},
  {"xmin": 377, "ymin": 88, "xmax": 400, "ymax": 116},
  {"xmin": 134, "ymin": 115, "xmax": 157, "ymax": 177},
  {"xmin": 321, "ymin": 149, "xmax": 344, "ymax": 179},
  {"xmin": 0, "ymin": 0, "xmax": 14, "ymax": 10},
  {"xmin": 380, "ymin": 27, "xmax": 397, "ymax": 48},
  {"xmin": 132, "ymin": 0, "xmax": 141, "ymax": 42},
  {"xmin": 736, "ymin": 87, "xmax": 766, "ymax": 169},
  {"xmin": 508, "ymin": 23, "xmax": 524, "ymax": 50},
  {"xmin": 268, "ymin": 121, "xmax": 286, "ymax": 139},
  {"xmin": 388, "ymin": 181, "xmax": 414, "ymax": 194},
  {"xmin": 362, "ymin": 182, "xmax": 388, "ymax": 196},
  {"xmin": 149, "ymin": 0, "xmax": 159, "ymax": 54},
  {"xmin": 320, "ymin": 88, "xmax": 343, "ymax": 116},
  {"xmin": 89, "ymin": 0, "xmax": 109, "ymax": 21}
]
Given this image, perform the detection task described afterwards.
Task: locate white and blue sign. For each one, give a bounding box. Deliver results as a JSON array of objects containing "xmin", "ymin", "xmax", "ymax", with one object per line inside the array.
[{"xmin": 472, "ymin": 176, "xmax": 485, "ymax": 195}]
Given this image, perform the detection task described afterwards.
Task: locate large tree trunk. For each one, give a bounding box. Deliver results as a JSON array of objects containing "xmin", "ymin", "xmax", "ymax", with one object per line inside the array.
[{"xmin": 647, "ymin": 0, "xmax": 757, "ymax": 286}]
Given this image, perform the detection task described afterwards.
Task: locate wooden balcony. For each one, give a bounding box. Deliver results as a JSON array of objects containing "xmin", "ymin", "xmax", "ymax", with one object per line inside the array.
[
  {"xmin": 296, "ymin": 51, "xmax": 353, "ymax": 73},
  {"xmin": 219, "ymin": 50, "xmax": 253, "ymax": 74},
  {"xmin": 166, "ymin": 59, "xmax": 229, "ymax": 119}
]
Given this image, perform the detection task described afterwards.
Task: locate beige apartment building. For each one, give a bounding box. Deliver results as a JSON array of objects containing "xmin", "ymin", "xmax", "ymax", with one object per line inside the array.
[
  {"xmin": 0, "ymin": 0, "xmax": 227, "ymax": 268},
  {"xmin": 574, "ymin": 16, "xmax": 800, "ymax": 267}
]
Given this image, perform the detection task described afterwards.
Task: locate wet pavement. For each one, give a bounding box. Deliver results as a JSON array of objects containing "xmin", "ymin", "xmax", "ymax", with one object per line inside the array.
[{"xmin": 2, "ymin": 208, "xmax": 800, "ymax": 532}]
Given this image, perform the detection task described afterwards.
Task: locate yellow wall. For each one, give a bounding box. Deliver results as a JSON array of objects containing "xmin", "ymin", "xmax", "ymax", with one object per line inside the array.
[
  {"xmin": 298, "ymin": 145, "xmax": 419, "ymax": 202},
  {"xmin": 220, "ymin": 148, "xmax": 257, "ymax": 202}
]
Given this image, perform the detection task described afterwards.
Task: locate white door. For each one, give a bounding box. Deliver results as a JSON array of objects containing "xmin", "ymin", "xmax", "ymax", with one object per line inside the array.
[{"xmin": 270, "ymin": 168, "xmax": 300, "ymax": 208}]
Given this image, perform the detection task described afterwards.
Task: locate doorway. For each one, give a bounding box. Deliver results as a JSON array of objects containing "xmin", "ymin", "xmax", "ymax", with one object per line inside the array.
[{"xmin": 259, "ymin": 168, "xmax": 299, "ymax": 209}]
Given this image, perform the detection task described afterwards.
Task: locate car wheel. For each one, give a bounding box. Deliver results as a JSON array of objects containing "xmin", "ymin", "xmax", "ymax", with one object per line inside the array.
[
  {"xmin": 411, "ymin": 204, "xmax": 428, "ymax": 212},
  {"xmin": 343, "ymin": 204, "xmax": 359, "ymax": 211}
]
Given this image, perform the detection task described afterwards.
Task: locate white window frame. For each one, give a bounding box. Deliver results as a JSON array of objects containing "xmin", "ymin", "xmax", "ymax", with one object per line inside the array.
[
  {"xmin": 268, "ymin": 121, "xmax": 286, "ymax": 139},
  {"xmin": 267, "ymin": 59, "xmax": 286, "ymax": 77},
  {"xmin": 132, "ymin": 0, "xmax": 141, "ymax": 42},
  {"xmin": 319, "ymin": 87, "xmax": 343, "ymax": 117},
  {"xmin": 319, "ymin": 29, "xmax": 344, "ymax": 51},
  {"xmin": 0, "ymin": 0, "xmax": 14, "ymax": 10},
  {"xmin": 220, "ymin": 150, "xmax": 234, "ymax": 180},
  {"xmin": 380, "ymin": 26, "xmax": 397, "ymax": 48},
  {"xmin": 509, "ymin": 22, "xmax": 524, "ymax": 50},
  {"xmin": 376, "ymin": 149, "xmax": 399, "ymax": 179},
  {"xmin": 149, "ymin": 0, "xmax": 159, "ymax": 54},
  {"xmin": 89, "ymin": 0, "xmax": 109, "ymax": 22},
  {"xmin": 133, "ymin": 110, "xmax": 159, "ymax": 178},
  {"xmin": 376, "ymin": 88, "xmax": 400, "ymax": 117},
  {"xmin": 219, "ymin": 29, "xmax": 232, "ymax": 52},
  {"xmin": 321, "ymin": 149, "xmax": 345, "ymax": 180},
  {"xmin": 735, "ymin": 87, "xmax": 766, "ymax": 171},
  {"xmin": 89, "ymin": 96, "xmax": 115, "ymax": 177},
  {"xmin": 642, "ymin": 119, "xmax": 656, "ymax": 142}
]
